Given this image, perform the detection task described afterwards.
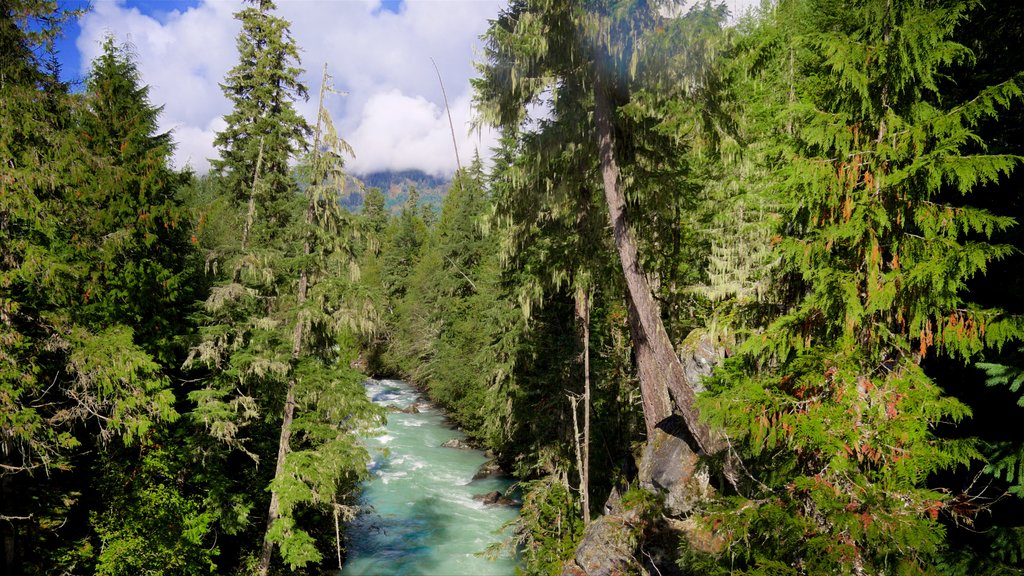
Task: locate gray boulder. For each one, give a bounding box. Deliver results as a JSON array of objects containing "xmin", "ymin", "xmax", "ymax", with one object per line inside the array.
[
  {"xmin": 472, "ymin": 490, "xmax": 516, "ymax": 506},
  {"xmin": 637, "ymin": 415, "xmax": 710, "ymax": 517},
  {"xmin": 472, "ymin": 459, "xmax": 504, "ymax": 481},
  {"xmin": 677, "ymin": 329, "xmax": 725, "ymax": 394},
  {"xmin": 561, "ymin": 514, "xmax": 637, "ymax": 576}
]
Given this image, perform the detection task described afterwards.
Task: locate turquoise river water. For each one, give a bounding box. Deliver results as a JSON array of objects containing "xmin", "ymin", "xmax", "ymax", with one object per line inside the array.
[{"xmin": 342, "ymin": 379, "xmax": 519, "ymax": 575}]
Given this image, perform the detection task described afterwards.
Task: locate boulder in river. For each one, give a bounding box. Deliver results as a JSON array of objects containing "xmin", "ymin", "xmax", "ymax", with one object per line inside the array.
[
  {"xmin": 440, "ymin": 438, "xmax": 470, "ymax": 449},
  {"xmin": 472, "ymin": 490, "xmax": 517, "ymax": 506},
  {"xmin": 472, "ymin": 459, "xmax": 504, "ymax": 481}
]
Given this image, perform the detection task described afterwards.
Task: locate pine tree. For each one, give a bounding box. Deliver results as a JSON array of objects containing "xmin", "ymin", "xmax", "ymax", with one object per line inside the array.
[
  {"xmin": 2, "ymin": 11, "xmax": 198, "ymax": 571},
  {"xmin": 78, "ymin": 35, "xmax": 199, "ymax": 361},
  {"xmin": 187, "ymin": 5, "xmax": 318, "ymax": 568},
  {"xmin": 379, "ymin": 186, "xmax": 427, "ymax": 304},
  {"xmin": 257, "ymin": 64, "xmax": 382, "ymax": 574},
  {"xmin": 76, "ymin": 37, "xmax": 213, "ymax": 574}
]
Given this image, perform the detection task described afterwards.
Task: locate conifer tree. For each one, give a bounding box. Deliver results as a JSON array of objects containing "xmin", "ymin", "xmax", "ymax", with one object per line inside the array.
[
  {"xmin": 186, "ymin": 3, "xmax": 324, "ymax": 570},
  {"xmin": 78, "ymin": 35, "xmax": 199, "ymax": 360},
  {"xmin": 256, "ymin": 64, "xmax": 382, "ymax": 574},
  {"xmin": 379, "ymin": 186, "xmax": 427, "ymax": 304},
  {"xmin": 694, "ymin": 1, "xmax": 1024, "ymax": 572},
  {"xmin": 211, "ymin": 0, "xmax": 310, "ymax": 232},
  {"xmin": 2, "ymin": 12, "xmax": 200, "ymax": 571},
  {"xmin": 76, "ymin": 37, "xmax": 216, "ymax": 574}
]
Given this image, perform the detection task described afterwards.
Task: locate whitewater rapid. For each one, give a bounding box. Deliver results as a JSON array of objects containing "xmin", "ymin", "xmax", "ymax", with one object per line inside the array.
[{"xmin": 342, "ymin": 379, "xmax": 519, "ymax": 575}]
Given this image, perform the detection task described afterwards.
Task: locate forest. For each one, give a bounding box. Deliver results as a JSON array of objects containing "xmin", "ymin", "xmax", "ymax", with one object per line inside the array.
[{"xmin": 2, "ymin": 0, "xmax": 1024, "ymax": 574}]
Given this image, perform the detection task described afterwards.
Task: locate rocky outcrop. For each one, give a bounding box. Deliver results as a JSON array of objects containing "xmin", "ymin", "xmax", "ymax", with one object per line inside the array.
[
  {"xmin": 677, "ymin": 329, "xmax": 725, "ymax": 394},
  {"xmin": 637, "ymin": 415, "xmax": 710, "ymax": 517},
  {"xmin": 561, "ymin": 513, "xmax": 638, "ymax": 576},
  {"xmin": 562, "ymin": 330, "xmax": 725, "ymax": 576},
  {"xmin": 560, "ymin": 479, "xmax": 644, "ymax": 576}
]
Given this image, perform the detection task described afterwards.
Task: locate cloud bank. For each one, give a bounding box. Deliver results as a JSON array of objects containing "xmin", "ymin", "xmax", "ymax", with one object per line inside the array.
[
  {"xmin": 77, "ymin": 0, "xmax": 760, "ymax": 176},
  {"xmin": 78, "ymin": 0, "xmax": 502, "ymax": 175}
]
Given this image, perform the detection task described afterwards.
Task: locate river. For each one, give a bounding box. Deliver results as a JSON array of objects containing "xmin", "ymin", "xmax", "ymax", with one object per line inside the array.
[{"xmin": 342, "ymin": 379, "xmax": 520, "ymax": 575}]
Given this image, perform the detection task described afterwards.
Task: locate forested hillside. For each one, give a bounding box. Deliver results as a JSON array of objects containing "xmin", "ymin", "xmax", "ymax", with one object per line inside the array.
[{"xmin": 3, "ymin": 0, "xmax": 1024, "ymax": 575}]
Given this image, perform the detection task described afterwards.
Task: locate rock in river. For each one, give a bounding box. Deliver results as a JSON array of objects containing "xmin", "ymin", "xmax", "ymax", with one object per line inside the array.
[{"xmin": 472, "ymin": 490, "xmax": 516, "ymax": 506}]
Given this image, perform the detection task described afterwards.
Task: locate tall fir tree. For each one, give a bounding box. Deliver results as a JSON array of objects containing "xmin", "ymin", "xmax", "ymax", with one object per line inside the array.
[
  {"xmin": 2, "ymin": 12, "xmax": 202, "ymax": 572},
  {"xmin": 211, "ymin": 0, "xmax": 310, "ymax": 241},
  {"xmin": 77, "ymin": 37, "xmax": 213, "ymax": 575},
  {"xmin": 256, "ymin": 65, "xmax": 382, "ymax": 574}
]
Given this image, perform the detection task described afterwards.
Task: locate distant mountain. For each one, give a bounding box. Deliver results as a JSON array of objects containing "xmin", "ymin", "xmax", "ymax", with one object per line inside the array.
[{"xmin": 342, "ymin": 169, "xmax": 451, "ymax": 214}]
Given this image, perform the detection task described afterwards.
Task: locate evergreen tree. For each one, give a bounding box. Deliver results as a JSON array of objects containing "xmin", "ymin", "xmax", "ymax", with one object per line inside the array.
[
  {"xmin": 187, "ymin": 4, "xmax": 319, "ymax": 568},
  {"xmin": 257, "ymin": 65, "xmax": 382, "ymax": 574},
  {"xmin": 73, "ymin": 35, "xmax": 212, "ymax": 575},
  {"xmin": 360, "ymin": 186, "xmax": 388, "ymax": 254},
  {"xmin": 2, "ymin": 13, "xmax": 201, "ymax": 571},
  {"xmin": 694, "ymin": 0, "xmax": 1024, "ymax": 572},
  {"xmin": 379, "ymin": 186, "xmax": 427, "ymax": 304},
  {"xmin": 211, "ymin": 0, "xmax": 310, "ymax": 238},
  {"xmin": 78, "ymin": 34, "xmax": 199, "ymax": 361}
]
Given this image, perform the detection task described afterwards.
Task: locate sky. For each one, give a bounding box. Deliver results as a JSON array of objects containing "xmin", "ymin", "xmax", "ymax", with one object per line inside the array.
[{"xmin": 55, "ymin": 0, "xmax": 760, "ymax": 176}]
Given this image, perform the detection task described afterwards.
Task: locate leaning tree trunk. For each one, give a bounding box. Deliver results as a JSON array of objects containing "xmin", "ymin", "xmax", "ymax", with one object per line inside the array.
[{"xmin": 592, "ymin": 71, "xmax": 721, "ymax": 456}]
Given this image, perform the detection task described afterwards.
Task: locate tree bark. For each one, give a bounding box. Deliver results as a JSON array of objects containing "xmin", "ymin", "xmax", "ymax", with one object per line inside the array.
[
  {"xmin": 574, "ymin": 289, "xmax": 592, "ymax": 526},
  {"xmin": 241, "ymin": 136, "xmax": 264, "ymax": 253},
  {"xmin": 592, "ymin": 71, "xmax": 721, "ymax": 456},
  {"xmin": 581, "ymin": 292, "xmax": 591, "ymax": 526},
  {"xmin": 257, "ymin": 380, "xmax": 296, "ymax": 576}
]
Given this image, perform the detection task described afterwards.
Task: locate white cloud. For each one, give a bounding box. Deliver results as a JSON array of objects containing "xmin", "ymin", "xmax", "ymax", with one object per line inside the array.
[
  {"xmin": 76, "ymin": 0, "xmax": 759, "ymax": 176},
  {"xmin": 78, "ymin": 0, "xmax": 502, "ymax": 175},
  {"xmin": 346, "ymin": 88, "xmax": 496, "ymax": 176}
]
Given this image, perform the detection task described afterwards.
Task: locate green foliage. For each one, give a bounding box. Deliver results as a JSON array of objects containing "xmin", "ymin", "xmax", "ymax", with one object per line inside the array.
[
  {"xmin": 977, "ymin": 349, "xmax": 1024, "ymax": 497},
  {"xmin": 691, "ymin": 0, "xmax": 1024, "ymax": 573},
  {"xmin": 511, "ymin": 476, "xmax": 585, "ymax": 576},
  {"xmin": 188, "ymin": 56, "xmax": 382, "ymax": 571},
  {"xmin": 93, "ymin": 440, "xmax": 218, "ymax": 575},
  {"xmin": 1, "ymin": 13, "xmax": 204, "ymax": 571},
  {"xmin": 211, "ymin": 0, "xmax": 310, "ymax": 226}
]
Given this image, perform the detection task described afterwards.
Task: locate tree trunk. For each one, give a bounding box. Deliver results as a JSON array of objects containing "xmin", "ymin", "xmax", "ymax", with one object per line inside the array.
[
  {"xmin": 257, "ymin": 379, "xmax": 296, "ymax": 575},
  {"xmin": 572, "ymin": 290, "xmax": 593, "ymax": 525},
  {"xmin": 592, "ymin": 72, "xmax": 720, "ymax": 456},
  {"xmin": 241, "ymin": 136, "xmax": 264, "ymax": 253},
  {"xmin": 579, "ymin": 290, "xmax": 591, "ymax": 526}
]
